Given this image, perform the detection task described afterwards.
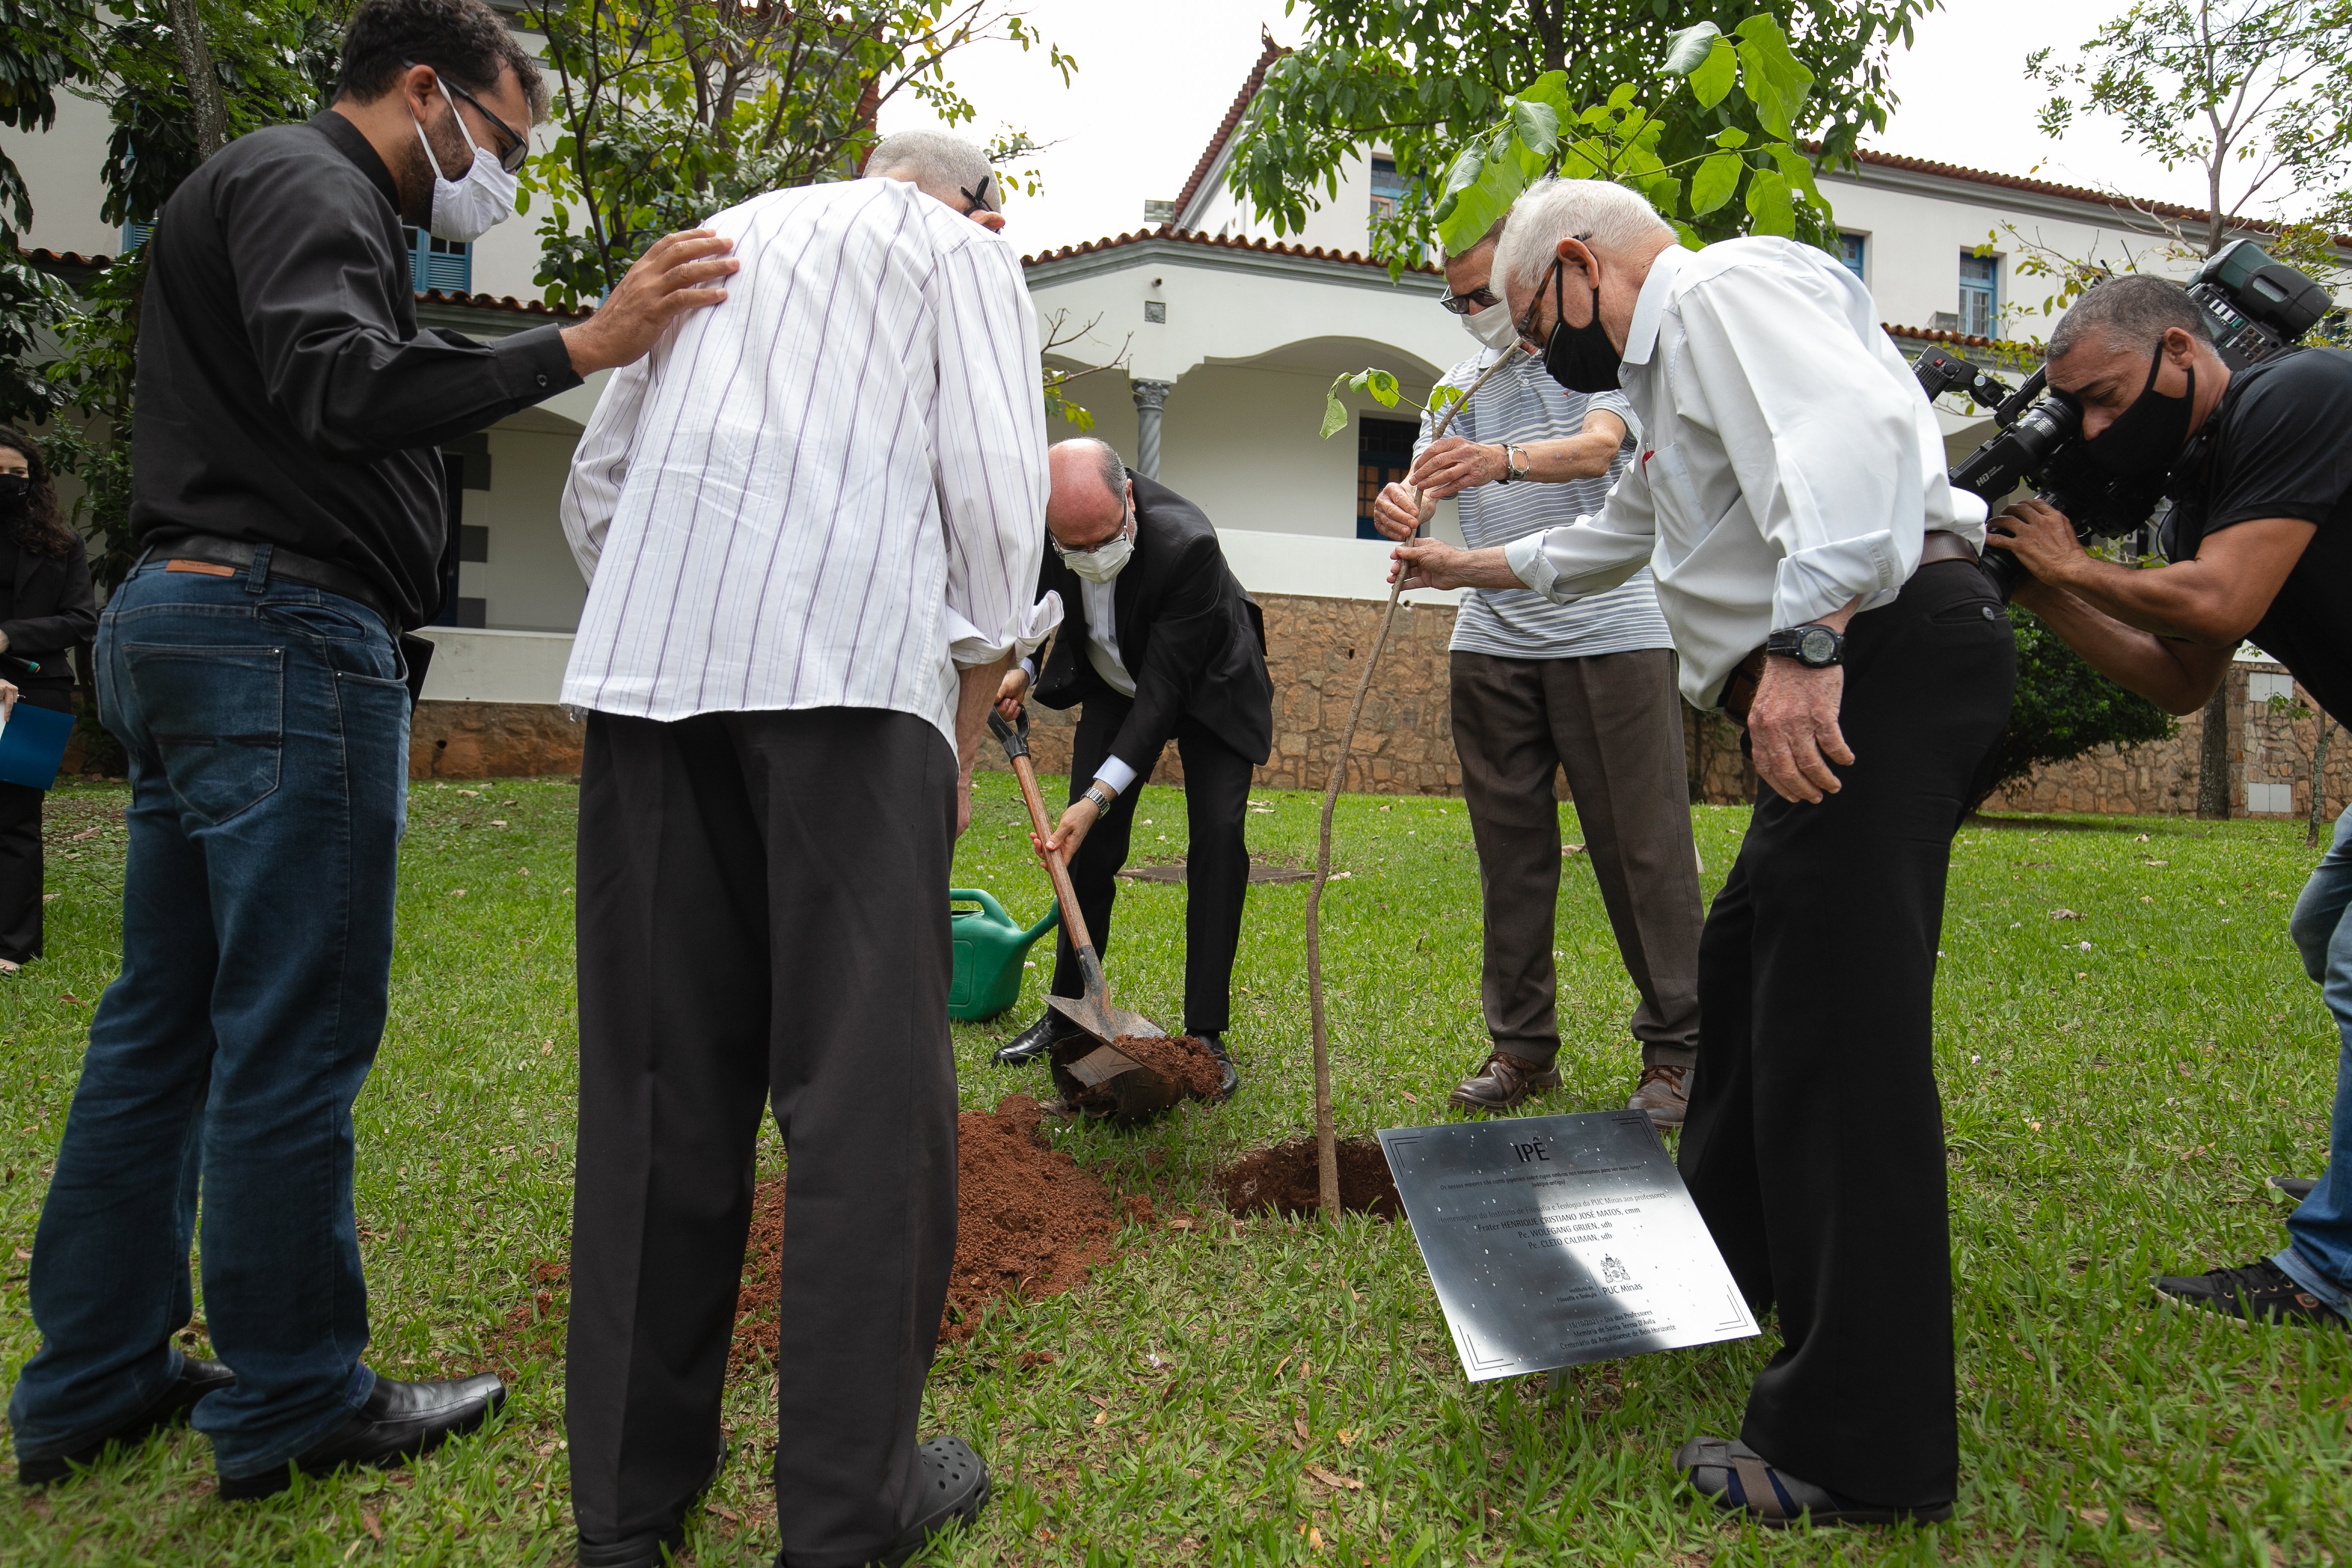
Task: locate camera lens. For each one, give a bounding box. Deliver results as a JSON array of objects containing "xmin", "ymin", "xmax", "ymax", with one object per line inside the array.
[{"xmin": 2005, "ymin": 394, "xmax": 2082, "ymax": 463}]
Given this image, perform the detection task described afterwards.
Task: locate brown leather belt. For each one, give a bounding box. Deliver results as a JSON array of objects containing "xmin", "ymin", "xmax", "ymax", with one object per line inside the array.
[
  {"xmin": 1718, "ymin": 533, "xmax": 1980, "ymax": 725},
  {"xmin": 1919, "ymin": 530, "xmax": 1981, "ymax": 566}
]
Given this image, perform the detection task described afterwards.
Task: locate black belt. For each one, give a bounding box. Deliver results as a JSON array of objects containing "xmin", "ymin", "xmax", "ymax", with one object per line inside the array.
[{"xmin": 147, "ymin": 533, "xmax": 397, "ymax": 630}]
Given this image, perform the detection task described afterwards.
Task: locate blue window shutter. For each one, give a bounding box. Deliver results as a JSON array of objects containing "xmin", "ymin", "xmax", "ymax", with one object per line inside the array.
[
  {"xmin": 120, "ymin": 221, "xmax": 154, "ymax": 254},
  {"xmin": 425, "ymin": 237, "xmax": 472, "ymax": 293}
]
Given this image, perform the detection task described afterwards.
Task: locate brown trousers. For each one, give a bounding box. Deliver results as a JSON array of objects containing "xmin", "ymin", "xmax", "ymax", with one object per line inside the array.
[{"xmin": 1449, "ymin": 647, "xmax": 1703, "ymax": 1071}]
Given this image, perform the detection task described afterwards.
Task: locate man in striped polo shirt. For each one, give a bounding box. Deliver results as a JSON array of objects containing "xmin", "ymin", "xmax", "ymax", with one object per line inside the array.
[{"xmin": 1373, "ymin": 221, "xmax": 1704, "ymax": 1124}]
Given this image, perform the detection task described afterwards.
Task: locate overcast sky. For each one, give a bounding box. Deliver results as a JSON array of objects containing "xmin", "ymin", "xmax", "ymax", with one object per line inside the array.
[{"xmin": 874, "ymin": 0, "xmax": 2241, "ymax": 259}]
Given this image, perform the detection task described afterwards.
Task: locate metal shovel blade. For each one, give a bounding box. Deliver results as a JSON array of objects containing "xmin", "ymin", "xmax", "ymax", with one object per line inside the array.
[{"xmin": 1045, "ymin": 945, "xmax": 1164, "ymax": 1049}]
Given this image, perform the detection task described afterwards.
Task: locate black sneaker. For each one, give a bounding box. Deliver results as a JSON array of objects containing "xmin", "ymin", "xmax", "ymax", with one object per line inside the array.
[
  {"xmin": 2150, "ymin": 1259, "xmax": 2345, "ymax": 1327},
  {"xmin": 2269, "ymin": 1175, "xmax": 2319, "ymax": 1203},
  {"xmin": 775, "ymin": 1435, "xmax": 989, "ymax": 1568}
]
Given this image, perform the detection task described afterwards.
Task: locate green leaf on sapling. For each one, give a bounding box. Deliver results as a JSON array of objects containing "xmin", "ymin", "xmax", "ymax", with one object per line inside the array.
[
  {"xmin": 1712, "ymin": 127, "xmax": 1749, "ymax": 150},
  {"xmin": 1766, "ymin": 143, "xmax": 1827, "ymax": 210},
  {"xmin": 1660, "ymin": 20, "xmax": 1722, "ymax": 76},
  {"xmin": 1426, "ymin": 385, "xmax": 1464, "ymax": 416},
  {"xmin": 1732, "ymin": 15, "xmax": 1816, "ymax": 143},
  {"xmin": 1689, "ymin": 150, "xmax": 1744, "ymax": 215},
  {"xmin": 1687, "ymin": 38, "xmax": 1737, "ymax": 109},
  {"xmin": 1320, "ymin": 391, "xmax": 1350, "ymax": 440},
  {"xmin": 1744, "ymin": 165, "xmax": 1794, "ymax": 236},
  {"xmin": 1508, "ymin": 98, "xmax": 1560, "ymax": 157},
  {"xmin": 1366, "ymin": 369, "xmax": 1401, "ymax": 407}
]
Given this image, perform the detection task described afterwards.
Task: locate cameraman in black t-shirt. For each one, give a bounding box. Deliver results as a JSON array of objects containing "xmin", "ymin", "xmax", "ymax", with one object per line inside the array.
[{"xmin": 1992, "ymin": 273, "xmax": 2352, "ymax": 1331}]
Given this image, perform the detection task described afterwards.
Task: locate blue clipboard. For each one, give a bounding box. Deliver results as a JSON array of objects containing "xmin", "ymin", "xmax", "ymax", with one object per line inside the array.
[{"xmin": 0, "ymin": 703, "xmax": 76, "ymax": 791}]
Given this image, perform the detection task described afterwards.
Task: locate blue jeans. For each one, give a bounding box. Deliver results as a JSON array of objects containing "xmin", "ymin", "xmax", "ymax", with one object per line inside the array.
[
  {"xmin": 2274, "ymin": 803, "xmax": 2352, "ymax": 1316},
  {"xmin": 8, "ymin": 552, "xmax": 411, "ymax": 1478}
]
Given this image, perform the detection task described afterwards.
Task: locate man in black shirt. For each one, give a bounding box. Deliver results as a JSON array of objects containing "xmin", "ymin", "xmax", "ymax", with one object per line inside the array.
[
  {"xmin": 6, "ymin": 0, "xmax": 733, "ymax": 1505},
  {"xmin": 1993, "ymin": 273, "xmax": 2352, "ymax": 1332}
]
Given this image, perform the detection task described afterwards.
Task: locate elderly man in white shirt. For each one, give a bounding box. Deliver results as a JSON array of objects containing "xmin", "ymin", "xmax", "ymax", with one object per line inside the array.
[
  {"xmin": 554, "ymin": 131, "xmax": 1056, "ymax": 1568},
  {"xmin": 1395, "ymin": 177, "xmax": 2014, "ymax": 1528}
]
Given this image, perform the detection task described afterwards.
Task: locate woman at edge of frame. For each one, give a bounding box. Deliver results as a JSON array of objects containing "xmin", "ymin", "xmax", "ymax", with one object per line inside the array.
[{"xmin": 0, "ymin": 428, "xmax": 96, "ymax": 973}]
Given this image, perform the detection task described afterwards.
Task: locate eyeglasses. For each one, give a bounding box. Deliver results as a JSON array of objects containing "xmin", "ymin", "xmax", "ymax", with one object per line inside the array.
[
  {"xmin": 1051, "ymin": 505, "xmax": 1132, "ymax": 557},
  {"xmin": 959, "ymin": 170, "xmax": 999, "ymax": 217},
  {"xmin": 1516, "ymin": 258, "xmax": 1560, "ymax": 349},
  {"xmin": 434, "ymin": 71, "xmax": 530, "ymax": 174},
  {"xmin": 1438, "ymin": 285, "xmax": 1500, "ymax": 316}
]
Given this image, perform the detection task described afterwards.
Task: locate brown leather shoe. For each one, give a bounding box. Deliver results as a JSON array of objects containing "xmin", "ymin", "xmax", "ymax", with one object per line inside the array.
[
  {"xmin": 1628, "ymin": 1064, "xmax": 1689, "ymax": 1128},
  {"xmin": 1448, "ymin": 1052, "xmax": 1561, "ymax": 1114}
]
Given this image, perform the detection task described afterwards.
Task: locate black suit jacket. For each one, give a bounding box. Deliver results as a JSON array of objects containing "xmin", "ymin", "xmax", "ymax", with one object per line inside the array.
[
  {"xmin": 0, "ymin": 533, "xmax": 96, "ymax": 695},
  {"xmin": 1031, "ymin": 471, "xmax": 1272, "ymax": 773}
]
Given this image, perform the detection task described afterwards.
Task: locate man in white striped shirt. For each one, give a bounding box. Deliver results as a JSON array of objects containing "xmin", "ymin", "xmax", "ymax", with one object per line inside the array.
[
  {"xmin": 554, "ymin": 131, "xmax": 1057, "ymax": 1568},
  {"xmin": 1372, "ymin": 219, "xmax": 1704, "ymax": 1126}
]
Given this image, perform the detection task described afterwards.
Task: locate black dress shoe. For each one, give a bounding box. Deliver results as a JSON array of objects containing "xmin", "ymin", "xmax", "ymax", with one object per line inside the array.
[
  {"xmin": 993, "ymin": 1008, "xmax": 1077, "ymax": 1067},
  {"xmin": 2271, "ymin": 1174, "xmax": 2320, "ymax": 1203},
  {"xmin": 17, "ymin": 1356, "xmax": 236, "ymax": 1486},
  {"xmin": 218, "ymin": 1371, "xmax": 506, "ymax": 1500},
  {"xmin": 1196, "ymin": 1032, "xmax": 1239, "ymax": 1102}
]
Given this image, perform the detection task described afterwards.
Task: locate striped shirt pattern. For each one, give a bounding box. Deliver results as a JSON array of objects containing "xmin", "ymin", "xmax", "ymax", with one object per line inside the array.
[
  {"xmin": 1419, "ymin": 347, "xmax": 1673, "ymax": 660},
  {"xmin": 559, "ymin": 178, "xmax": 1060, "ymax": 746}
]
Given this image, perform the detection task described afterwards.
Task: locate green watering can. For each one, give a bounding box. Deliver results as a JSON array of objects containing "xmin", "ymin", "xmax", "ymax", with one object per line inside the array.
[{"xmin": 948, "ymin": 888, "xmax": 1060, "ymax": 1021}]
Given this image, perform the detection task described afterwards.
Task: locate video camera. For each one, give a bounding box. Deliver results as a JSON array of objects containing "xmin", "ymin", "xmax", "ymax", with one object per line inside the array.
[{"xmin": 1911, "ymin": 239, "xmax": 2335, "ymax": 599}]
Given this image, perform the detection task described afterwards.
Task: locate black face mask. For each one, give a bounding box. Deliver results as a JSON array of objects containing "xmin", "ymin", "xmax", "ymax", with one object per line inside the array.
[
  {"xmin": 2084, "ymin": 345, "xmax": 2195, "ymax": 477},
  {"xmin": 0, "ymin": 473, "xmax": 29, "ymax": 513},
  {"xmin": 1525, "ymin": 257, "xmax": 1621, "ymax": 394}
]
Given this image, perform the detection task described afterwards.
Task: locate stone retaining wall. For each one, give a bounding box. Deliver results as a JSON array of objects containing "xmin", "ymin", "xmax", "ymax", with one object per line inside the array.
[{"xmin": 414, "ymin": 593, "xmax": 2347, "ymax": 827}]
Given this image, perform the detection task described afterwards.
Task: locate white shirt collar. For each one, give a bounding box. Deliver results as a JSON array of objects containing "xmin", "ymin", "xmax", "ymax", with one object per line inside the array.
[{"xmin": 1620, "ymin": 243, "xmax": 1691, "ymax": 368}]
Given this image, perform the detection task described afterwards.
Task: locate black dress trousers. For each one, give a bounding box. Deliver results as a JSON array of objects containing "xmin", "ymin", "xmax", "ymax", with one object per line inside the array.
[
  {"xmin": 567, "ymin": 706, "xmax": 959, "ymax": 1568},
  {"xmin": 1677, "ymin": 559, "xmax": 2014, "ymax": 1510},
  {"xmin": 1048, "ymin": 695, "xmax": 1255, "ymax": 1036},
  {"xmin": 0, "ymin": 687, "xmax": 75, "ymax": 963}
]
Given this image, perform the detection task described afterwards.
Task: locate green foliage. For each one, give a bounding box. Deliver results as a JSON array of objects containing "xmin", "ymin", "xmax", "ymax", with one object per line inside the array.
[
  {"xmin": 1988, "ymin": 604, "xmax": 2178, "ymax": 807},
  {"xmin": 1423, "ymin": 18, "xmax": 1836, "ymax": 263},
  {"xmin": 1318, "ymin": 368, "xmax": 1455, "ymax": 440},
  {"xmin": 1227, "ymin": 1, "xmax": 1935, "ymax": 275},
  {"xmin": 517, "ymin": 0, "xmax": 1071, "ymax": 308},
  {"xmin": 5, "ymin": 0, "xmax": 345, "ymax": 581},
  {"xmin": 2025, "ymin": 0, "xmax": 2351, "ymax": 269}
]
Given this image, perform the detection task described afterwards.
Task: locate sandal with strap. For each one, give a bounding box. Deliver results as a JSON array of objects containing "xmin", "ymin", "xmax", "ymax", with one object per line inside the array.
[{"xmin": 1675, "ymin": 1436, "xmax": 1953, "ymax": 1527}]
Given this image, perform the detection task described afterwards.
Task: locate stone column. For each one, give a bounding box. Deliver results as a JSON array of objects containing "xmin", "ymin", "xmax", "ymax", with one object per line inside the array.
[{"xmin": 1131, "ymin": 378, "xmax": 1173, "ymax": 480}]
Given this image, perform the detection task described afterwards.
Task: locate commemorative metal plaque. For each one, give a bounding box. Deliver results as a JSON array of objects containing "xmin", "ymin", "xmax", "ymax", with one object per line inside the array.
[{"xmin": 1378, "ymin": 1111, "xmax": 1758, "ymax": 1381}]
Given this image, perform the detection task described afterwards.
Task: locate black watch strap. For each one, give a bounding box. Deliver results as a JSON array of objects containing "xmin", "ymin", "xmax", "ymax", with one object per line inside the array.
[{"xmin": 1765, "ymin": 623, "xmax": 1844, "ymax": 668}]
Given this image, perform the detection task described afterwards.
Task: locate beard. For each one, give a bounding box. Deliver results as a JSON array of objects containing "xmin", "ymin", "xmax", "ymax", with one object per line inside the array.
[{"xmin": 396, "ymin": 105, "xmax": 474, "ymax": 230}]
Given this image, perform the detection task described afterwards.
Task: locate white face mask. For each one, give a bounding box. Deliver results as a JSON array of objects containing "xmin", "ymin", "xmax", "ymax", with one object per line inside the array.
[
  {"xmin": 413, "ymin": 81, "xmax": 518, "ymax": 243},
  {"xmin": 1057, "ymin": 515, "xmax": 1134, "ymax": 583},
  {"xmin": 1462, "ymin": 300, "xmax": 1520, "ymax": 351}
]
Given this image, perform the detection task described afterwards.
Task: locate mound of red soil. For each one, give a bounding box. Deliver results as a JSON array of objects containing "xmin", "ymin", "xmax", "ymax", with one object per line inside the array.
[
  {"xmin": 1216, "ymin": 1137, "xmax": 1402, "ymax": 1221},
  {"xmin": 731, "ymin": 1094, "xmax": 1122, "ymax": 1366}
]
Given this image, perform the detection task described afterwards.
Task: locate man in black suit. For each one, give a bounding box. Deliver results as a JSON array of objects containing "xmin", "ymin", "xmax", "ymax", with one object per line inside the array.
[{"xmin": 993, "ymin": 438, "xmax": 1272, "ymax": 1094}]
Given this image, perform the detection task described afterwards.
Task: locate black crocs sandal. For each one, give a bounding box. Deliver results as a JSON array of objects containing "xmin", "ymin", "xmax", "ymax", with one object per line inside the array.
[
  {"xmin": 872, "ymin": 1434, "xmax": 991, "ymax": 1567},
  {"xmin": 1675, "ymin": 1436, "xmax": 1953, "ymax": 1527}
]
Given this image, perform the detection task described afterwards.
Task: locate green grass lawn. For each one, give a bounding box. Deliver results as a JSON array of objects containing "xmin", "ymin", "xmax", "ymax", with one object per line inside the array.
[{"xmin": 2, "ymin": 772, "xmax": 2347, "ymax": 1565}]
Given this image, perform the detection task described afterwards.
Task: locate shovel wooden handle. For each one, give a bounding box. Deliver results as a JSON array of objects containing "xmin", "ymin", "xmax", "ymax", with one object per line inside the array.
[{"xmin": 991, "ymin": 710, "xmax": 1098, "ymax": 954}]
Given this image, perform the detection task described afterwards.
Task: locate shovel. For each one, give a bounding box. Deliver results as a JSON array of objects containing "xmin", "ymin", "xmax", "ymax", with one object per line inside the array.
[{"xmin": 988, "ymin": 708, "xmax": 1181, "ymax": 1117}]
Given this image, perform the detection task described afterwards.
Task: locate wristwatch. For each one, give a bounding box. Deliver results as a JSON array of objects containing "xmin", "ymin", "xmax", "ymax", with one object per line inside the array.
[
  {"xmin": 1765, "ymin": 623, "xmax": 1845, "ymax": 669},
  {"xmin": 1083, "ymin": 782, "xmax": 1116, "ymax": 813},
  {"xmin": 1496, "ymin": 444, "xmax": 1531, "ymax": 484}
]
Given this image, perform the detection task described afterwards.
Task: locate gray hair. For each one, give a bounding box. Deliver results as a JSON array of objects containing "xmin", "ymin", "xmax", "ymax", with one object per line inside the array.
[
  {"xmin": 2048, "ymin": 274, "xmax": 2212, "ymax": 361},
  {"xmin": 1493, "ymin": 177, "xmax": 1676, "ymax": 297},
  {"xmin": 864, "ymin": 130, "xmax": 998, "ymax": 212},
  {"xmin": 1052, "ymin": 437, "xmax": 1128, "ymax": 502}
]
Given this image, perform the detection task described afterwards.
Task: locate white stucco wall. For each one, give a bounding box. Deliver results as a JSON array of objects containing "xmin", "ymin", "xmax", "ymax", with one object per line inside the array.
[
  {"xmin": 457, "ymin": 419, "xmax": 592, "ymax": 631},
  {"xmin": 1184, "ymin": 146, "xmax": 1389, "ymax": 256},
  {"xmin": 1821, "ymin": 165, "xmax": 2194, "ymax": 340}
]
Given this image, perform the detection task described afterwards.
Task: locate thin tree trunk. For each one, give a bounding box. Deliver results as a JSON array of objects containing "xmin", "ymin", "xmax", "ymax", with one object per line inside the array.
[
  {"xmin": 2197, "ymin": 680, "xmax": 2232, "ymax": 819},
  {"xmin": 1304, "ymin": 347, "xmax": 1522, "ymax": 1221},
  {"xmin": 2310, "ymin": 716, "xmax": 2333, "ymax": 849},
  {"xmin": 163, "ymin": 0, "xmax": 231, "ymax": 161}
]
